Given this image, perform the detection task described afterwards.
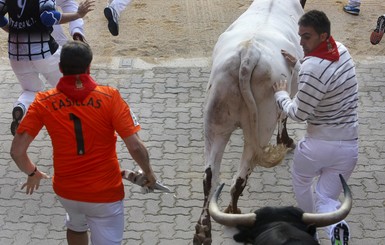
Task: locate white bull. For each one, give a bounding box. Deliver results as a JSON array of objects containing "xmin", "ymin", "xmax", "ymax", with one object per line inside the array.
[{"xmin": 193, "ymin": 0, "xmax": 306, "ymax": 244}]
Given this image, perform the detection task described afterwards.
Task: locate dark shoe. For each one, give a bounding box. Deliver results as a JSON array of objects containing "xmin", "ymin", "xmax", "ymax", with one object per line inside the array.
[
  {"xmin": 73, "ymin": 32, "xmax": 87, "ymax": 43},
  {"xmin": 331, "ymin": 223, "xmax": 349, "ymax": 245},
  {"xmin": 370, "ymin": 15, "xmax": 385, "ymax": 45},
  {"xmin": 104, "ymin": 6, "xmax": 119, "ymax": 36},
  {"xmin": 11, "ymin": 105, "xmax": 25, "ymax": 136}
]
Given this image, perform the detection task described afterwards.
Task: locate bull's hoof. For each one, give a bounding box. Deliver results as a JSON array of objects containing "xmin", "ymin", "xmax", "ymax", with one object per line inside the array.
[
  {"xmin": 194, "ymin": 223, "xmax": 212, "ymax": 245},
  {"xmin": 193, "ymin": 234, "xmax": 212, "ymax": 245},
  {"xmin": 287, "ymin": 141, "xmax": 296, "ymax": 151},
  {"xmin": 285, "ymin": 136, "xmax": 296, "ymax": 149}
]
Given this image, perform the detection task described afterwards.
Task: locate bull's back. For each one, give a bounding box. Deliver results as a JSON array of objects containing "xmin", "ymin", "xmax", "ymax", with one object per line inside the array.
[
  {"xmin": 209, "ymin": 0, "xmax": 303, "ymax": 97},
  {"xmin": 233, "ymin": 0, "xmax": 303, "ymax": 31},
  {"xmin": 213, "ymin": 0, "xmax": 302, "ymax": 61},
  {"xmin": 205, "ymin": 0, "xmax": 303, "ymax": 132}
]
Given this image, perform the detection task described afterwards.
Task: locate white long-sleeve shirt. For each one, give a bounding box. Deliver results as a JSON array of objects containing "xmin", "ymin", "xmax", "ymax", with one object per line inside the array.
[{"xmin": 275, "ymin": 42, "xmax": 358, "ymax": 141}]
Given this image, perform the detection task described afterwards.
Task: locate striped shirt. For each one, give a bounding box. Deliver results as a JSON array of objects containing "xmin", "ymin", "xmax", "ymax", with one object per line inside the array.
[{"xmin": 275, "ymin": 42, "xmax": 358, "ymax": 141}]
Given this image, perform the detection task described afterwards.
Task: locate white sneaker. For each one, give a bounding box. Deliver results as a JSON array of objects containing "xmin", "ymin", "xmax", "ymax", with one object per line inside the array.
[{"xmin": 331, "ymin": 222, "xmax": 349, "ymax": 245}]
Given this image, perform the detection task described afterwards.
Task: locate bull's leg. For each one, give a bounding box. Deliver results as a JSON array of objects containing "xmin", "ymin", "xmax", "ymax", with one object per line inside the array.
[
  {"xmin": 193, "ymin": 168, "xmax": 213, "ymax": 245},
  {"xmin": 224, "ymin": 175, "xmax": 248, "ymax": 214},
  {"xmin": 193, "ymin": 132, "xmax": 231, "ymax": 245},
  {"xmin": 225, "ymin": 144, "xmax": 253, "ymax": 214},
  {"xmin": 277, "ymin": 117, "xmax": 296, "ymax": 149}
]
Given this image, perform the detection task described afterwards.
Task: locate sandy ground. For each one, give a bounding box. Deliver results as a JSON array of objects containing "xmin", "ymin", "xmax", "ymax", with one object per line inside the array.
[{"xmin": 1, "ymin": 0, "xmax": 385, "ymax": 64}]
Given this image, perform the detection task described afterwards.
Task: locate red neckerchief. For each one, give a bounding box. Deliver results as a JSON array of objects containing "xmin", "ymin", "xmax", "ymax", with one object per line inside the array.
[
  {"xmin": 305, "ymin": 36, "xmax": 340, "ymax": 61},
  {"xmin": 56, "ymin": 74, "xmax": 98, "ymax": 101}
]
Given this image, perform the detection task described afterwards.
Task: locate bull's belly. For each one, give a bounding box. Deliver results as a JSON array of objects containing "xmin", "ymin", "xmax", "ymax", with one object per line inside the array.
[{"xmin": 205, "ymin": 89, "xmax": 278, "ymax": 142}]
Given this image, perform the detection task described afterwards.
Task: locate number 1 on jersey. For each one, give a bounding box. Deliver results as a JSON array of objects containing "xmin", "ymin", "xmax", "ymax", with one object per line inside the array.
[{"xmin": 70, "ymin": 113, "xmax": 85, "ymax": 155}]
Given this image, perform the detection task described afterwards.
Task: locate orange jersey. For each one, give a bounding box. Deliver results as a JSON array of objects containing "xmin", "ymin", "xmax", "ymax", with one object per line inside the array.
[{"xmin": 17, "ymin": 85, "xmax": 141, "ymax": 203}]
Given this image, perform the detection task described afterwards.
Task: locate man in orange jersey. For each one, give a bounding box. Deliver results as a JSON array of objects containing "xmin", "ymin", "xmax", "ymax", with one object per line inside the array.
[{"xmin": 10, "ymin": 41, "xmax": 157, "ymax": 245}]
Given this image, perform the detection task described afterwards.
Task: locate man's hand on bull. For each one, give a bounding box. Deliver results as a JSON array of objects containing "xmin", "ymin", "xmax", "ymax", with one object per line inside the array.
[
  {"xmin": 273, "ymin": 79, "xmax": 287, "ymax": 92},
  {"xmin": 281, "ymin": 49, "xmax": 297, "ymax": 67}
]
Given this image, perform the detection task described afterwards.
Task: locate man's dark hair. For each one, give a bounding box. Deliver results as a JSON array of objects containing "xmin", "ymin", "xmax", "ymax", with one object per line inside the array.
[
  {"xmin": 298, "ymin": 10, "xmax": 331, "ymax": 37},
  {"xmin": 60, "ymin": 41, "xmax": 93, "ymax": 75}
]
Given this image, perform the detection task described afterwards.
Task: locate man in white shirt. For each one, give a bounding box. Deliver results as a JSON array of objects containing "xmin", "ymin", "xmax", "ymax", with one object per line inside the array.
[{"xmin": 53, "ymin": 0, "xmax": 87, "ymax": 44}]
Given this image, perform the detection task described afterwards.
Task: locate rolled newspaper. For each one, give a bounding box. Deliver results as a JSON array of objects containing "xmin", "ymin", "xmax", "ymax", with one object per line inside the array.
[{"xmin": 121, "ymin": 169, "xmax": 172, "ymax": 193}]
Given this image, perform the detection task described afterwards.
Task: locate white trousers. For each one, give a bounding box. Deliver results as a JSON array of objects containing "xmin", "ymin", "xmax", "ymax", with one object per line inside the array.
[
  {"xmin": 10, "ymin": 48, "xmax": 62, "ymax": 110},
  {"xmin": 108, "ymin": 0, "xmax": 133, "ymax": 16},
  {"xmin": 348, "ymin": 0, "xmax": 361, "ymax": 6},
  {"xmin": 291, "ymin": 137, "xmax": 358, "ymax": 237},
  {"xmin": 58, "ymin": 196, "xmax": 124, "ymax": 245},
  {"xmin": 52, "ymin": 0, "xmax": 84, "ymax": 45}
]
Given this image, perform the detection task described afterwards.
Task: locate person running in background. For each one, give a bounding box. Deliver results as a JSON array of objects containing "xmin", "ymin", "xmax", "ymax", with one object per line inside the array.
[
  {"xmin": 370, "ymin": 14, "xmax": 385, "ymax": 45},
  {"xmin": 343, "ymin": 0, "xmax": 361, "ymax": 15},
  {"xmin": 273, "ymin": 10, "xmax": 358, "ymax": 245},
  {"xmin": 0, "ymin": 0, "xmax": 94, "ymax": 136},
  {"xmin": 104, "ymin": 0, "xmax": 133, "ymax": 36},
  {"xmin": 10, "ymin": 41, "xmax": 157, "ymax": 244},
  {"xmin": 53, "ymin": 0, "xmax": 87, "ymax": 44}
]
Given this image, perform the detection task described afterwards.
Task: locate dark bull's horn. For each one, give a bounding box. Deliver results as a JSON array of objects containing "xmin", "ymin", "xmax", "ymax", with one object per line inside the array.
[
  {"xmin": 302, "ymin": 174, "xmax": 352, "ymax": 227},
  {"xmin": 209, "ymin": 174, "xmax": 352, "ymax": 227},
  {"xmin": 300, "ymin": 0, "xmax": 307, "ymax": 8},
  {"xmin": 209, "ymin": 183, "xmax": 257, "ymax": 227}
]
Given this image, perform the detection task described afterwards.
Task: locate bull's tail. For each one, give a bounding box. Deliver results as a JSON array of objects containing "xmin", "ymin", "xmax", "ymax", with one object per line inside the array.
[
  {"xmin": 238, "ymin": 42, "xmax": 287, "ymax": 168},
  {"xmin": 238, "ymin": 41, "xmax": 260, "ymax": 147}
]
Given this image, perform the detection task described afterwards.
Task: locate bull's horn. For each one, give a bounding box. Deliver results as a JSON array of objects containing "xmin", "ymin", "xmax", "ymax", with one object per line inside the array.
[
  {"xmin": 209, "ymin": 183, "xmax": 256, "ymax": 227},
  {"xmin": 300, "ymin": 0, "xmax": 307, "ymax": 8},
  {"xmin": 302, "ymin": 174, "xmax": 352, "ymax": 227}
]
